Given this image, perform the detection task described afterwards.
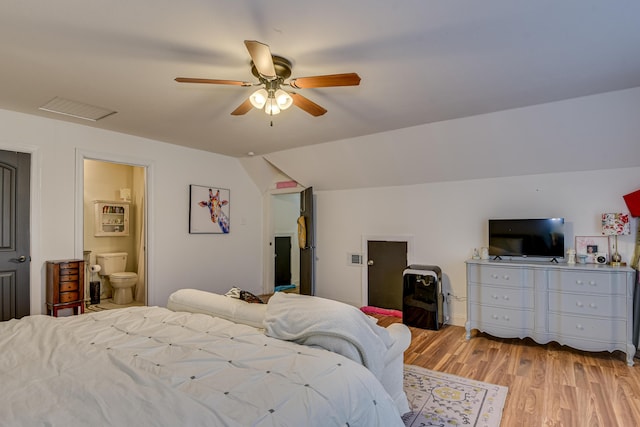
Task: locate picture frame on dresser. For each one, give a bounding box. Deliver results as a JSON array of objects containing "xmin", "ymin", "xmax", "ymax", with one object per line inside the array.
[{"xmin": 575, "ymin": 235, "xmax": 608, "ymax": 263}]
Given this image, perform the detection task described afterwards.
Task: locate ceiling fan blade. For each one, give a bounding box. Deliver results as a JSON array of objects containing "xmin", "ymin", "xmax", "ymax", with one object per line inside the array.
[
  {"xmin": 230, "ymin": 98, "xmax": 254, "ymax": 116},
  {"xmin": 289, "ymin": 73, "xmax": 361, "ymax": 89},
  {"xmin": 290, "ymin": 93, "xmax": 327, "ymax": 117},
  {"xmin": 175, "ymin": 77, "xmax": 252, "ymax": 86},
  {"xmin": 244, "ymin": 40, "xmax": 276, "ymax": 80}
]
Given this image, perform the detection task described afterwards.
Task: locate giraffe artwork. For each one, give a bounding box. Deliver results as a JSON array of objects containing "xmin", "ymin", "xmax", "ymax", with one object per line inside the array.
[{"xmin": 189, "ymin": 185, "xmax": 230, "ymax": 234}]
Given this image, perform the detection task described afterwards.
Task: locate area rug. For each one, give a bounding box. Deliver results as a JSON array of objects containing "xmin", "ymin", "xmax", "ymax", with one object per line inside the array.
[{"xmin": 403, "ymin": 364, "xmax": 507, "ymax": 427}]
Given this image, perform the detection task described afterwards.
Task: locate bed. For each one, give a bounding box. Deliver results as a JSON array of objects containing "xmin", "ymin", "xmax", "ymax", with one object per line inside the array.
[{"xmin": 0, "ymin": 290, "xmax": 409, "ymax": 426}]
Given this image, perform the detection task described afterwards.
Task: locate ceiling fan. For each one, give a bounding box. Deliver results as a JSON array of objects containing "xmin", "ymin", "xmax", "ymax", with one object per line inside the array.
[{"xmin": 175, "ymin": 40, "xmax": 361, "ymax": 117}]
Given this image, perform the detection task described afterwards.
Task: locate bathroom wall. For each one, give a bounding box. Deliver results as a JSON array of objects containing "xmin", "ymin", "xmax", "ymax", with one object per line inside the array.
[{"xmin": 83, "ymin": 159, "xmax": 140, "ymax": 297}]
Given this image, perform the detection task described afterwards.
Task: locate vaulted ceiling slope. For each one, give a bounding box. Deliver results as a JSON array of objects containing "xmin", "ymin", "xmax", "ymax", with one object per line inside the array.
[
  {"xmin": 1, "ymin": 0, "xmax": 640, "ymax": 166},
  {"xmin": 255, "ymin": 87, "xmax": 640, "ymax": 191}
]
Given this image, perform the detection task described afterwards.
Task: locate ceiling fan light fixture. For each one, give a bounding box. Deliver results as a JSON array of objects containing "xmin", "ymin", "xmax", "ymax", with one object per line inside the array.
[
  {"xmin": 249, "ymin": 88, "xmax": 268, "ymax": 109},
  {"xmin": 274, "ymin": 89, "xmax": 293, "ymax": 110},
  {"xmin": 264, "ymin": 97, "xmax": 281, "ymax": 115},
  {"xmin": 176, "ymin": 40, "xmax": 360, "ymax": 117}
]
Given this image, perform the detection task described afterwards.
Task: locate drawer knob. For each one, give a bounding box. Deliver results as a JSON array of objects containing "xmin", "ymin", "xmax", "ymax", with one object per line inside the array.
[
  {"xmin": 576, "ymin": 280, "xmax": 583, "ymax": 285},
  {"xmin": 589, "ymin": 281, "xmax": 597, "ymax": 286},
  {"xmin": 492, "ymin": 294, "xmax": 499, "ymax": 299},
  {"xmin": 503, "ymin": 275, "xmax": 510, "ymax": 280},
  {"xmin": 492, "ymin": 314, "xmax": 499, "ymax": 319},
  {"xmin": 576, "ymin": 324, "xmax": 584, "ymax": 330},
  {"xmin": 491, "ymin": 274, "xmax": 499, "ymax": 279},
  {"xmin": 503, "ymin": 295, "xmax": 509, "ymax": 301},
  {"xmin": 589, "ymin": 303, "xmax": 597, "ymax": 309},
  {"xmin": 503, "ymin": 315, "xmax": 510, "ymax": 321},
  {"xmin": 576, "ymin": 301, "xmax": 583, "ymax": 307}
]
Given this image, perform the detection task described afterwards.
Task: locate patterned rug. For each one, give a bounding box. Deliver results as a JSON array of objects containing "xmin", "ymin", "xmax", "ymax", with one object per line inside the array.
[{"xmin": 403, "ymin": 365, "xmax": 508, "ymax": 427}]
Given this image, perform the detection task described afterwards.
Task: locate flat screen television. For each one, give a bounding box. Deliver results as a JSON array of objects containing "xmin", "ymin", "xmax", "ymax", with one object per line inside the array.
[{"xmin": 488, "ymin": 218, "xmax": 565, "ymax": 260}]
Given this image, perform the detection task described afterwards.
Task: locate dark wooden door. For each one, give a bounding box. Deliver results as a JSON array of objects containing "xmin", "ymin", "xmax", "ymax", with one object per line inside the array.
[
  {"xmin": 299, "ymin": 187, "xmax": 314, "ymax": 295},
  {"xmin": 274, "ymin": 236, "xmax": 292, "ymax": 286},
  {"xmin": 0, "ymin": 150, "xmax": 30, "ymax": 320},
  {"xmin": 367, "ymin": 240, "xmax": 407, "ymax": 311}
]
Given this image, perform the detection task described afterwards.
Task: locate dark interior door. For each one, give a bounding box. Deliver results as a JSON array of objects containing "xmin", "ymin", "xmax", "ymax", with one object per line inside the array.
[
  {"xmin": 274, "ymin": 236, "xmax": 292, "ymax": 286},
  {"xmin": 367, "ymin": 240, "xmax": 407, "ymax": 310},
  {"xmin": 0, "ymin": 150, "xmax": 30, "ymax": 320},
  {"xmin": 299, "ymin": 187, "xmax": 314, "ymax": 295}
]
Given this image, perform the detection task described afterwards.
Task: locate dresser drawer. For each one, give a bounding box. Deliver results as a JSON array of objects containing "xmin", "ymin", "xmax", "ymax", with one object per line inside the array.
[
  {"xmin": 548, "ymin": 313, "xmax": 626, "ymax": 343},
  {"xmin": 468, "ymin": 265, "xmax": 529, "ymax": 287},
  {"xmin": 468, "ymin": 284, "xmax": 534, "ymax": 309},
  {"xmin": 59, "ymin": 281, "xmax": 79, "ymax": 292},
  {"xmin": 59, "ymin": 291, "xmax": 80, "ymax": 303},
  {"xmin": 549, "ymin": 292, "xmax": 626, "ymax": 319},
  {"xmin": 469, "ymin": 303, "xmax": 534, "ymax": 330},
  {"xmin": 549, "ymin": 271, "xmax": 625, "ymax": 295},
  {"xmin": 59, "ymin": 273, "xmax": 80, "ymax": 282},
  {"xmin": 60, "ymin": 263, "xmax": 81, "ymax": 272}
]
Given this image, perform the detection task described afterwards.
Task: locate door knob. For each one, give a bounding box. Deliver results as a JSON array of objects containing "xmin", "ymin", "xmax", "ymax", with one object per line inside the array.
[
  {"xmin": 10, "ymin": 256, "xmax": 27, "ymax": 263},
  {"xmin": 367, "ymin": 260, "xmax": 374, "ymax": 266}
]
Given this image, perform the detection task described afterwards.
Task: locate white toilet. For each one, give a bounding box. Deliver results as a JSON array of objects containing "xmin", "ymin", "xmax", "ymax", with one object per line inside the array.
[{"xmin": 96, "ymin": 252, "xmax": 138, "ymax": 305}]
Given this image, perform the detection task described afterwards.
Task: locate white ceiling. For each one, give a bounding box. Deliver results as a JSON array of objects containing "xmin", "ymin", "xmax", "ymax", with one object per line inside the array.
[{"xmin": 2, "ymin": 1, "xmax": 640, "ymax": 159}]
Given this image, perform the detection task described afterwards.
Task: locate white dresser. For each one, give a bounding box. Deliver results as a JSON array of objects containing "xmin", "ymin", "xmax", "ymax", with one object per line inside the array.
[{"xmin": 465, "ymin": 259, "xmax": 636, "ymax": 366}]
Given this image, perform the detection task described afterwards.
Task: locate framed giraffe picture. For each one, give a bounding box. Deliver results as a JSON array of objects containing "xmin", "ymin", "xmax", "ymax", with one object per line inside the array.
[{"xmin": 189, "ymin": 185, "xmax": 230, "ymax": 234}]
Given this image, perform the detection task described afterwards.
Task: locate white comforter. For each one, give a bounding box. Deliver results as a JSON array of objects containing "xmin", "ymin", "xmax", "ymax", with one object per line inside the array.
[
  {"xmin": 0, "ymin": 306, "xmax": 403, "ymax": 427},
  {"xmin": 264, "ymin": 292, "xmax": 393, "ymax": 379}
]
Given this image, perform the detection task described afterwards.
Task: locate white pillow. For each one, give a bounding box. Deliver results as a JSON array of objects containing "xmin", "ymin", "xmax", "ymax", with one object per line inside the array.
[{"xmin": 167, "ymin": 289, "xmax": 266, "ymax": 329}]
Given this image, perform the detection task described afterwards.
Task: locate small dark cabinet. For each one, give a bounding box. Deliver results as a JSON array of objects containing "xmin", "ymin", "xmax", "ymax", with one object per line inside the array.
[{"xmin": 46, "ymin": 259, "xmax": 85, "ymax": 317}]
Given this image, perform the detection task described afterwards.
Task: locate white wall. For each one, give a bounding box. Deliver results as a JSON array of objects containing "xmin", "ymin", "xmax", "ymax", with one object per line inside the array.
[
  {"xmin": 313, "ymin": 167, "xmax": 640, "ymax": 325},
  {"xmin": 0, "ymin": 108, "xmax": 263, "ymax": 314}
]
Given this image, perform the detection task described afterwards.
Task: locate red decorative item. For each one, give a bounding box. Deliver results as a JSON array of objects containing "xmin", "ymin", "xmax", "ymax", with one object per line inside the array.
[
  {"xmin": 276, "ymin": 180, "xmax": 297, "ymax": 189},
  {"xmin": 623, "ymin": 189, "xmax": 640, "ymax": 217}
]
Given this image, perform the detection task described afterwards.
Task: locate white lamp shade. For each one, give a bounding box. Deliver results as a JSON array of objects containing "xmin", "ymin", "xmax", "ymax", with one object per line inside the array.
[
  {"xmin": 601, "ymin": 213, "xmax": 630, "ymax": 235},
  {"xmin": 274, "ymin": 89, "xmax": 293, "ymax": 110},
  {"xmin": 264, "ymin": 97, "xmax": 281, "ymax": 115},
  {"xmin": 249, "ymin": 89, "xmax": 268, "ymax": 109}
]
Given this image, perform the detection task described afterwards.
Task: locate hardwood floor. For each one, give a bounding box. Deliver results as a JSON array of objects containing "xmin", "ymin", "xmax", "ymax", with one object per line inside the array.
[{"xmin": 374, "ymin": 315, "xmax": 640, "ymax": 426}]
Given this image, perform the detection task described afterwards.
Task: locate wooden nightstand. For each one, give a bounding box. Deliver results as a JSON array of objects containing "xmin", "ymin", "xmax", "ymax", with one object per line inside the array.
[{"xmin": 46, "ymin": 259, "xmax": 85, "ymax": 317}]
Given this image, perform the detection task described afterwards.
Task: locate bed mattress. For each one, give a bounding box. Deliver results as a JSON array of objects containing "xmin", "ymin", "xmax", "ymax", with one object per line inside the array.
[{"xmin": 0, "ymin": 306, "xmax": 403, "ymax": 426}]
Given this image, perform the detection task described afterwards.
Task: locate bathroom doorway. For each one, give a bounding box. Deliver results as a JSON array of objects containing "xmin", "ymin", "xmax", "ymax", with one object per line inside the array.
[{"xmin": 77, "ymin": 154, "xmax": 149, "ymax": 309}]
